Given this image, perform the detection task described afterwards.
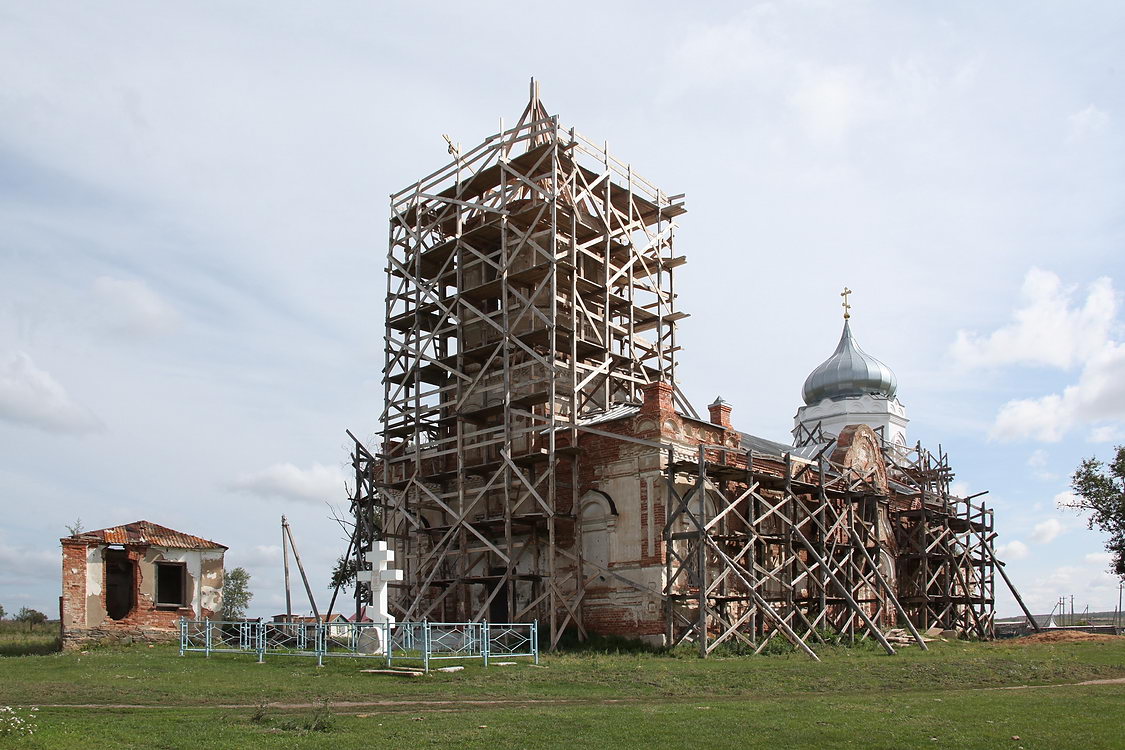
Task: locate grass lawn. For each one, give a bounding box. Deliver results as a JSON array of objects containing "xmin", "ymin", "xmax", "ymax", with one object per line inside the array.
[{"xmin": 1, "ymin": 637, "xmax": 1123, "ymax": 748}]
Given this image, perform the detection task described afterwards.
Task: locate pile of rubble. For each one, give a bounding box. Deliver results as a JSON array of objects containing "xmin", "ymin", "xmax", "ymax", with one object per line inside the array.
[{"xmin": 883, "ymin": 626, "xmax": 958, "ymax": 645}]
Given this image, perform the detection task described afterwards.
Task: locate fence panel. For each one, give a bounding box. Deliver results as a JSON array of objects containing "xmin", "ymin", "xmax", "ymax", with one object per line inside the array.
[
  {"xmin": 485, "ymin": 622, "xmax": 539, "ymax": 664},
  {"xmin": 179, "ymin": 618, "xmax": 538, "ymax": 671},
  {"xmin": 427, "ymin": 623, "xmax": 483, "ymax": 662}
]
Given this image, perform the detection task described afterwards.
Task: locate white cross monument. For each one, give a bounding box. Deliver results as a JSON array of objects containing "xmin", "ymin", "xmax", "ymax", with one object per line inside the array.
[{"xmin": 355, "ymin": 541, "xmax": 403, "ymax": 626}]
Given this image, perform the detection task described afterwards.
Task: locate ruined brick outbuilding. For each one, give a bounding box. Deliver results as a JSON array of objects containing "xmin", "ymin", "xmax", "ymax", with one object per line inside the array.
[{"xmin": 60, "ymin": 520, "xmax": 225, "ymax": 647}]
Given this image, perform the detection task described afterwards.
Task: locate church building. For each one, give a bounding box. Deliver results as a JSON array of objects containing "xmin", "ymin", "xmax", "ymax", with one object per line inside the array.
[{"xmin": 354, "ymin": 86, "xmax": 1003, "ymax": 654}]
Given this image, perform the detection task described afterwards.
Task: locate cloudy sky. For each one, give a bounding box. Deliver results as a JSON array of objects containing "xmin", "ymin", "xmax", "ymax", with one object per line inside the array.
[{"xmin": 2, "ymin": 1, "xmax": 1123, "ymax": 621}]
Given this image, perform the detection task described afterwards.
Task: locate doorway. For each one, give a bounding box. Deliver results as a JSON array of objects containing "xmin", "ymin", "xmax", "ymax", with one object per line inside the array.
[{"xmin": 104, "ymin": 548, "xmax": 135, "ymax": 620}]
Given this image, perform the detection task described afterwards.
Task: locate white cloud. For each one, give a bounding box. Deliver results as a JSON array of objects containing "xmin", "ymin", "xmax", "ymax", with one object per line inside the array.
[
  {"xmin": 992, "ymin": 394, "xmax": 1069, "ymax": 442},
  {"xmin": 229, "ymin": 544, "xmax": 283, "ymax": 568},
  {"xmin": 663, "ymin": 6, "xmax": 788, "ymax": 93},
  {"xmin": 997, "ymin": 539, "xmax": 1029, "ymax": 561},
  {"xmin": 0, "ymin": 352, "xmax": 104, "ymax": 434},
  {"xmin": 663, "ymin": 8, "xmax": 887, "ymax": 148},
  {"xmin": 1067, "ymin": 104, "xmax": 1110, "ymax": 143},
  {"xmin": 1026, "ymin": 449, "xmax": 1056, "ymax": 481},
  {"xmin": 0, "ymin": 536, "xmax": 58, "ymax": 586},
  {"xmin": 1054, "ymin": 490, "xmax": 1082, "ymax": 509},
  {"xmin": 951, "ymin": 268, "xmax": 1125, "ymax": 442},
  {"xmin": 952, "ymin": 268, "xmax": 1116, "ymax": 371},
  {"xmin": 1085, "ymin": 551, "xmax": 1112, "ymax": 565},
  {"xmin": 227, "ymin": 463, "xmax": 345, "ymax": 505},
  {"xmin": 93, "ymin": 276, "xmax": 178, "ymax": 337},
  {"xmin": 992, "ymin": 342, "xmax": 1125, "ymax": 441},
  {"xmin": 789, "ymin": 66, "xmax": 879, "ymax": 146},
  {"xmin": 1088, "ymin": 424, "xmax": 1124, "ymax": 443},
  {"xmin": 1031, "ymin": 517, "xmax": 1066, "ymax": 544}
]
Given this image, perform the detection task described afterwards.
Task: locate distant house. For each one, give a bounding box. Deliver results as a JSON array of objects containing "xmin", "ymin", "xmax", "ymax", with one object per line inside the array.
[
  {"xmin": 271, "ymin": 612, "xmax": 351, "ymax": 638},
  {"xmin": 323, "ymin": 612, "xmax": 351, "ymax": 638},
  {"xmin": 346, "ymin": 606, "xmax": 373, "ymax": 623},
  {"xmin": 60, "ymin": 520, "xmax": 226, "ymax": 648}
]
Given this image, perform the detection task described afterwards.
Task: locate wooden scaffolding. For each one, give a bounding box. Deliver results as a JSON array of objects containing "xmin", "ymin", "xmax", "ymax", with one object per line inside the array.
[
  {"xmin": 357, "ymin": 82, "xmax": 690, "ymax": 647},
  {"xmin": 662, "ymin": 435, "xmax": 1002, "ymax": 656},
  {"xmin": 891, "ymin": 444, "xmax": 997, "ymax": 639},
  {"xmin": 664, "ymin": 442, "xmax": 922, "ymax": 658}
]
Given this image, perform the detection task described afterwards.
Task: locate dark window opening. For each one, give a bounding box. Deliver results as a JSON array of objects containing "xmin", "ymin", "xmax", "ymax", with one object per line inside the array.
[
  {"xmin": 104, "ymin": 548, "xmax": 135, "ymax": 621},
  {"xmin": 155, "ymin": 562, "xmax": 186, "ymax": 608}
]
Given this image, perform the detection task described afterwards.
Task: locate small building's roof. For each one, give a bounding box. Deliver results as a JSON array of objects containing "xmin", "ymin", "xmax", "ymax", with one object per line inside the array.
[
  {"xmin": 346, "ymin": 606, "xmax": 373, "ymax": 622},
  {"xmin": 62, "ymin": 520, "xmax": 227, "ymax": 550},
  {"xmin": 738, "ymin": 432, "xmax": 823, "ymax": 462},
  {"xmin": 576, "ymin": 402, "xmax": 642, "ymax": 426}
]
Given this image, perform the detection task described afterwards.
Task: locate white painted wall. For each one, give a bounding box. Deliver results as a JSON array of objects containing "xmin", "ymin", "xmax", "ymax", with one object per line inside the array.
[
  {"xmin": 794, "ymin": 393, "xmax": 909, "ymax": 447},
  {"xmin": 85, "ymin": 546, "xmax": 104, "ymax": 626},
  {"xmin": 142, "ymin": 546, "xmax": 224, "ymax": 616},
  {"xmin": 84, "ymin": 544, "xmax": 224, "ymax": 623}
]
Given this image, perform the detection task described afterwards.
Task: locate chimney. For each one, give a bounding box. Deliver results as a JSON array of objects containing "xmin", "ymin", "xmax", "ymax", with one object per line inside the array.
[
  {"xmin": 708, "ymin": 396, "xmax": 732, "ymax": 429},
  {"xmin": 640, "ymin": 381, "xmax": 675, "ymax": 417}
]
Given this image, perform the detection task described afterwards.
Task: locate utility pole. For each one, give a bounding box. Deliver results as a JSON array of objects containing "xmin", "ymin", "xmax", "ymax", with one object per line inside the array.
[
  {"xmin": 1111, "ymin": 580, "xmax": 1120, "ymax": 634},
  {"xmin": 1070, "ymin": 594, "xmax": 1075, "ymax": 626},
  {"xmin": 282, "ymin": 516, "xmax": 321, "ymax": 622},
  {"xmin": 282, "ymin": 515, "xmax": 292, "ymax": 621}
]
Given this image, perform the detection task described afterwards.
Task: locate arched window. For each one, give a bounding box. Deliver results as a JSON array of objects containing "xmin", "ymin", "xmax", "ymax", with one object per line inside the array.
[{"xmin": 579, "ymin": 491, "xmax": 615, "ymax": 576}]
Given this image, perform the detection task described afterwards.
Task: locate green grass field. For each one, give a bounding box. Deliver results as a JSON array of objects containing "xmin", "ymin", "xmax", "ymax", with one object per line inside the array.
[
  {"xmin": 1, "ymin": 635, "xmax": 1123, "ymax": 748},
  {"xmin": 0, "ymin": 621, "xmax": 60, "ymax": 657}
]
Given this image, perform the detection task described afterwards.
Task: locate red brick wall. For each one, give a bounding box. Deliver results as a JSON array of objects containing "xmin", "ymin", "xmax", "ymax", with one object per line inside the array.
[
  {"xmin": 60, "ymin": 541, "xmax": 87, "ymax": 631},
  {"xmin": 570, "ymin": 381, "xmax": 751, "ymax": 642}
]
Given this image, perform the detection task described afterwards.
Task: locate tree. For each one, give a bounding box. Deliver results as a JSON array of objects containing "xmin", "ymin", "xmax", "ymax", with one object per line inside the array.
[
  {"xmin": 1070, "ymin": 445, "xmax": 1125, "ymax": 578},
  {"xmin": 220, "ymin": 567, "xmax": 253, "ymax": 621},
  {"xmin": 15, "ymin": 608, "xmax": 47, "ymax": 625},
  {"xmin": 328, "ymin": 554, "xmax": 357, "ymax": 593},
  {"xmin": 64, "ymin": 518, "xmax": 85, "ymax": 536},
  {"xmin": 0, "ymin": 604, "xmax": 6, "ymax": 620}
]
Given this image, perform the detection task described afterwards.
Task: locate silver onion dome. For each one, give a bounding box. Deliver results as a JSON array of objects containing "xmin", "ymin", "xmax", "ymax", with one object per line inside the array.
[{"xmin": 801, "ymin": 320, "xmax": 898, "ymax": 405}]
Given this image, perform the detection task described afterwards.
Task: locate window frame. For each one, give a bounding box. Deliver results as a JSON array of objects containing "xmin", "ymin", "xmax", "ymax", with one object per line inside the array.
[{"xmin": 153, "ymin": 560, "xmax": 188, "ymax": 609}]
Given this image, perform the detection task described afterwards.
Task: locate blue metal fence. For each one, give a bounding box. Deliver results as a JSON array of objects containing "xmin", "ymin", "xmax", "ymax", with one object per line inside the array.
[{"xmin": 179, "ymin": 618, "xmax": 538, "ymax": 671}]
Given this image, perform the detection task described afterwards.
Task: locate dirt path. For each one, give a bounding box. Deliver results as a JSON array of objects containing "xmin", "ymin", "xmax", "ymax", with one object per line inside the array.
[
  {"xmin": 31, "ymin": 678, "xmax": 1125, "ymax": 712},
  {"xmin": 989, "ymin": 677, "xmax": 1125, "ymax": 690},
  {"xmin": 35, "ymin": 698, "xmax": 611, "ymax": 711}
]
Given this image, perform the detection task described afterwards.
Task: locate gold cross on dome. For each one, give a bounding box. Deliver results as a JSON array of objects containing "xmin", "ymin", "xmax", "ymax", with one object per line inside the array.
[{"xmin": 840, "ymin": 287, "xmax": 852, "ymax": 319}]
